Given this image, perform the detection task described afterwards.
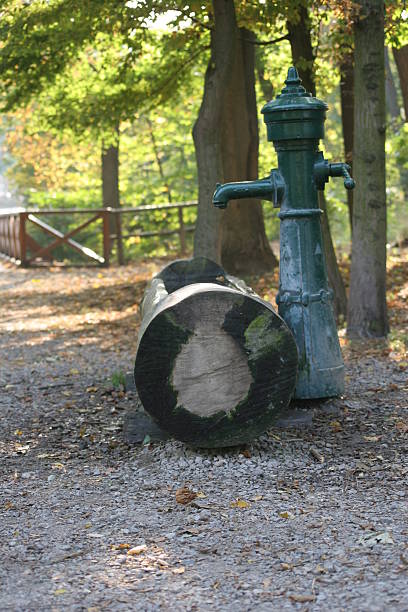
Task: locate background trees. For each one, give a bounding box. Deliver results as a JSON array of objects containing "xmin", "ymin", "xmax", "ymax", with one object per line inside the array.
[
  {"xmin": 347, "ymin": 0, "xmax": 388, "ymax": 337},
  {"xmin": 0, "ymin": 0, "xmax": 407, "ymax": 337}
]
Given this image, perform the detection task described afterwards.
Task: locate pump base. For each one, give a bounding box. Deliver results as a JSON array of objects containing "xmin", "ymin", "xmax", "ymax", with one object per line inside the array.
[{"xmin": 294, "ymin": 364, "xmax": 344, "ymax": 399}]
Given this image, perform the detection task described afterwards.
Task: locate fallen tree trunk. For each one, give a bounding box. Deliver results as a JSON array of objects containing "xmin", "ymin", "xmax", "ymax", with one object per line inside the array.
[{"xmin": 134, "ymin": 258, "xmax": 298, "ymax": 448}]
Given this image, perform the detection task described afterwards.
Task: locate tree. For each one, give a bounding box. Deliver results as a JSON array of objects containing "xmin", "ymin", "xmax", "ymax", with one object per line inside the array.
[
  {"xmin": 393, "ymin": 45, "xmax": 408, "ymax": 120},
  {"xmin": 385, "ymin": 47, "xmax": 401, "ymax": 120},
  {"xmin": 193, "ymin": 1, "xmax": 276, "ymax": 273},
  {"xmin": 286, "ymin": 1, "xmax": 348, "ymax": 319},
  {"xmin": 340, "ymin": 52, "xmax": 355, "ymax": 230},
  {"xmin": 0, "ymin": 0, "xmax": 276, "ymax": 271},
  {"xmin": 347, "ymin": 0, "xmax": 388, "ymax": 337}
]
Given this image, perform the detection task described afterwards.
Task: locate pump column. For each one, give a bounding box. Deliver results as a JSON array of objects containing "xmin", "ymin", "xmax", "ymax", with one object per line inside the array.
[{"xmin": 262, "ymin": 68, "xmax": 344, "ymax": 398}]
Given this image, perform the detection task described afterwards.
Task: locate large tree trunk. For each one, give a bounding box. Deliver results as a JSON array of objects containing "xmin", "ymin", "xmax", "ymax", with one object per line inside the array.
[
  {"xmin": 101, "ymin": 135, "xmax": 124, "ymax": 265},
  {"xmin": 193, "ymin": 0, "xmax": 276, "ymax": 274},
  {"xmin": 220, "ymin": 28, "xmax": 277, "ymax": 274},
  {"xmin": 385, "ymin": 47, "xmax": 401, "ymax": 120},
  {"xmin": 393, "ymin": 45, "xmax": 408, "ymax": 120},
  {"xmin": 340, "ymin": 53, "xmax": 354, "ymax": 230},
  {"xmin": 347, "ymin": 0, "xmax": 388, "ymax": 337},
  {"xmin": 256, "ymin": 46, "xmax": 275, "ymax": 102},
  {"xmin": 287, "ymin": 4, "xmax": 315, "ymax": 93},
  {"xmin": 192, "ymin": 1, "xmax": 234, "ymax": 263},
  {"xmin": 287, "ymin": 4, "xmax": 348, "ymax": 319},
  {"xmin": 391, "ymin": 44, "xmax": 408, "ymax": 211}
]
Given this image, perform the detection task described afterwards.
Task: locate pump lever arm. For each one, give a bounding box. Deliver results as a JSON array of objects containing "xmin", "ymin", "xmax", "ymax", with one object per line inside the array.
[
  {"xmin": 328, "ymin": 163, "xmax": 355, "ymax": 190},
  {"xmin": 314, "ymin": 151, "xmax": 355, "ymax": 191}
]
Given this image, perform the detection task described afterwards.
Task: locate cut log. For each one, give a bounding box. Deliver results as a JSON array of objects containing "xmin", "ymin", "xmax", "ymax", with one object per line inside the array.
[{"xmin": 134, "ymin": 258, "xmax": 298, "ymax": 448}]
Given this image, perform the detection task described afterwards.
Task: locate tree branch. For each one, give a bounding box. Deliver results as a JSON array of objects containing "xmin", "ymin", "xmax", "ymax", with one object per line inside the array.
[
  {"xmin": 144, "ymin": 43, "xmax": 211, "ymax": 113},
  {"xmin": 242, "ymin": 34, "xmax": 289, "ymax": 46}
]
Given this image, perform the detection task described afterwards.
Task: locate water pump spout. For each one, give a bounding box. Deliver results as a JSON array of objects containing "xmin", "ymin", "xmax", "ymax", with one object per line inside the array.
[{"xmin": 212, "ymin": 171, "xmax": 285, "ymax": 209}]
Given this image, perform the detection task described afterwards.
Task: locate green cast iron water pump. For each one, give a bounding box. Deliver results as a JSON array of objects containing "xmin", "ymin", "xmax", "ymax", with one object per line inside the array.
[{"xmin": 213, "ymin": 67, "xmax": 355, "ymax": 399}]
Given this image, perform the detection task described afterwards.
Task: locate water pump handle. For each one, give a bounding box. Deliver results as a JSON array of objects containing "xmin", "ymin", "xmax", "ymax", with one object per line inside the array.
[{"xmin": 314, "ymin": 151, "xmax": 355, "ymax": 191}]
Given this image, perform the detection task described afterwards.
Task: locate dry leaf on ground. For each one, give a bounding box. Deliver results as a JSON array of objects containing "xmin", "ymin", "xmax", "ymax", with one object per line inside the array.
[
  {"xmin": 127, "ymin": 544, "xmax": 147, "ymax": 555},
  {"xmin": 175, "ymin": 486, "xmax": 197, "ymax": 505},
  {"xmin": 230, "ymin": 499, "xmax": 250, "ymax": 509}
]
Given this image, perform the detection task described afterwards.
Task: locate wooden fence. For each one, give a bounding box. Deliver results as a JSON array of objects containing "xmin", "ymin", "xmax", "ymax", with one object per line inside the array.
[{"xmin": 0, "ymin": 202, "xmax": 197, "ymax": 267}]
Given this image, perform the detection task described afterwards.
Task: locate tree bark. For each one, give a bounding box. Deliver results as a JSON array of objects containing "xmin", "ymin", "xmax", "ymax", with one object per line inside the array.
[
  {"xmin": 347, "ymin": 0, "xmax": 388, "ymax": 337},
  {"xmin": 287, "ymin": 4, "xmax": 347, "ymax": 319},
  {"xmin": 391, "ymin": 45, "xmax": 408, "ymax": 210},
  {"xmin": 340, "ymin": 53, "xmax": 354, "ymax": 230},
  {"xmin": 256, "ymin": 45, "xmax": 275, "ymax": 103},
  {"xmin": 101, "ymin": 133, "xmax": 124, "ymax": 265},
  {"xmin": 393, "ymin": 45, "xmax": 408, "ymax": 121},
  {"xmin": 193, "ymin": 0, "xmax": 276, "ymax": 274},
  {"xmin": 220, "ymin": 28, "xmax": 277, "ymax": 274},
  {"xmin": 385, "ymin": 47, "xmax": 401, "ymax": 120},
  {"xmin": 287, "ymin": 4, "xmax": 315, "ymax": 94},
  {"xmin": 192, "ymin": 0, "xmax": 234, "ymax": 263}
]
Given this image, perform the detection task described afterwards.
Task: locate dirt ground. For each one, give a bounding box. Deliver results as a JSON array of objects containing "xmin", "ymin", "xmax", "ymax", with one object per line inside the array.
[{"xmin": 0, "ymin": 253, "xmax": 407, "ymax": 611}]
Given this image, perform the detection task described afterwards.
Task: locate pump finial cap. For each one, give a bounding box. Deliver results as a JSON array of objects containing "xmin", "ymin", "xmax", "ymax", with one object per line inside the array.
[
  {"xmin": 285, "ymin": 67, "xmax": 301, "ymax": 87},
  {"xmin": 279, "ymin": 66, "xmax": 307, "ymax": 97}
]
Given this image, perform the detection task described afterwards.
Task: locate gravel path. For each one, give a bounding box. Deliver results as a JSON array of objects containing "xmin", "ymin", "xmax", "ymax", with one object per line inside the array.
[{"xmin": 1, "ymin": 260, "xmax": 407, "ymax": 611}]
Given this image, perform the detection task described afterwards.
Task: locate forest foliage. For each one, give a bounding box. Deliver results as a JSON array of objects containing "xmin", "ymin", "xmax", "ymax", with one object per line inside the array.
[{"xmin": 0, "ymin": 0, "xmax": 407, "ymax": 261}]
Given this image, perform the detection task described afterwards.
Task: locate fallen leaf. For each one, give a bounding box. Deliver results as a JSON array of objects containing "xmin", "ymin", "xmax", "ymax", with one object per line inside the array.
[
  {"xmin": 172, "ymin": 566, "xmax": 185, "ymax": 574},
  {"xmin": 14, "ymin": 429, "xmax": 23, "ymax": 436},
  {"xmin": 309, "ymin": 446, "xmax": 324, "ymax": 463},
  {"xmin": 330, "ymin": 420, "xmax": 342, "ymax": 432},
  {"xmin": 54, "ymin": 589, "xmax": 67, "ymax": 595},
  {"xmin": 279, "ymin": 511, "xmax": 295, "ymax": 520},
  {"xmin": 127, "ymin": 544, "xmax": 147, "ymax": 555},
  {"xmin": 400, "ymin": 553, "xmax": 408, "ymax": 566},
  {"xmin": 280, "ymin": 562, "xmax": 293, "ymax": 570},
  {"xmin": 230, "ymin": 498, "xmax": 250, "ymax": 509},
  {"xmin": 242, "ymin": 449, "xmax": 251, "ymax": 458},
  {"xmin": 175, "ymin": 486, "xmax": 197, "ymax": 505},
  {"xmin": 196, "ymin": 492, "xmax": 207, "ymax": 498},
  {"xmin": 289, "ymin": 594, "xmax": 315, "ymax": 603},
  {"xmin": 363, "ymin": 435, "xmax": 380, "ymax": 442},
  {"xmin": 70, "ymin": 369, "xmax": 79, "ymax": 375}
]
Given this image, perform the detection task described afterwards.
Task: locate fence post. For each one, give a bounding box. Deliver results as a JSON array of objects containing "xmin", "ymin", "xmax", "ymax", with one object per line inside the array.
[
  {"xmin": 18, "ymin": 212, "xmax": 27, "ymax": 266},
  {"xmin": 115, "ymin": 208, "xmax": 125, "ymax": 266},
  {"xmin": 178, "ymin": 205, "xmax": 186, "ymax": 254},
  {"xmin": 102, "ymin": 209, "xmax": 111, "ymax": 267},
  {"xmin": 10, "ymin": 215, "xmax": 16, "ymax": 259}
]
